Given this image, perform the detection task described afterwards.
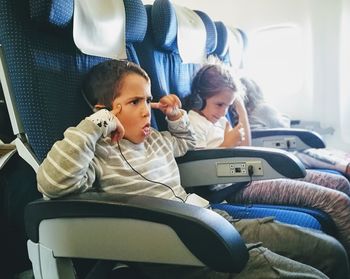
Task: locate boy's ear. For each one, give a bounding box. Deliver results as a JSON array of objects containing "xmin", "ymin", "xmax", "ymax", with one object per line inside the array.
[
  {"xmin": 112, "ymin": 98, "xmax": 122, "ymax": 114},
  {"xmin": 115, "ymin": 104, "xmax": 122, "ymax": 114}
]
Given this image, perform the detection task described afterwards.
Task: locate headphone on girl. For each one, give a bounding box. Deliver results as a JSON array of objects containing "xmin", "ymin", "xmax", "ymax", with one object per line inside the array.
[
  {"xmin": 190, "ymin": 92, "xmax": 206, "ymax": 111},
  {"xmin": 190, "ymin": 65, "xmax": 216, "ymax": 111}
]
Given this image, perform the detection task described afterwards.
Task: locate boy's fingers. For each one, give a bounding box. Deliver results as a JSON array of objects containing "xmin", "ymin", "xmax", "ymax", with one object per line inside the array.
[
  {"xmin": 168, "ymin": 94, "xmax": 182, "ymax": 108},
  {"xmin": 111, "ymin": 126, "xmax": 125, "ymax": 143},
  {"xmin": 151, "ymin": 102, "xmax": 161, "ymax": 109}
]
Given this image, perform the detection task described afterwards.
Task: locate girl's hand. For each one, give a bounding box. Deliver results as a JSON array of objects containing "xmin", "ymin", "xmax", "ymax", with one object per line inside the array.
[
  {"xmin": 87, "ymin": 109, "xmax": 125, "ymax": 143},
  {"xmin": 151, "ymin": 94, "xmax": 183, "ymax": 121},
  {"xmin": 221, "ymin": 122, "xmax": 245, "ymax": 147}
]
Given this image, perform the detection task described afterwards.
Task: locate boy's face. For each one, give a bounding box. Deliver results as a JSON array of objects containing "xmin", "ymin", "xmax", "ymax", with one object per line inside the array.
[
  {"xmin": 112, "ymin": 73, "xmax": 152, "ymax": 144},
  {"xmin": 201, "ymin": 89, "xmax": 235, "ymax": 124}
]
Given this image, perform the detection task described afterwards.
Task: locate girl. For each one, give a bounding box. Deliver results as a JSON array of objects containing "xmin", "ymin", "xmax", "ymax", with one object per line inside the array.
[{"xmin": 187, "ymin": 62, "xmax": 350, "ymax": 258}]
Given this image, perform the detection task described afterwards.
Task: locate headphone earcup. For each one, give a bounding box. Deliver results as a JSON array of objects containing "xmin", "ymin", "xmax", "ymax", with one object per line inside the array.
[{"xmin": 191, "ymin": 94, "xmax": 204, "ymax": 110}]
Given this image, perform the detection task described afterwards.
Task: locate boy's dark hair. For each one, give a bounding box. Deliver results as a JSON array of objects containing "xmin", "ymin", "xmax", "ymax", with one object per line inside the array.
[
  {"xmin": 82, "ymin": 60, "xmax": 150, "ymax": 110},
  {"xmin": 185, "ymin": 63, "xmax": 237, "ymax": 111}
]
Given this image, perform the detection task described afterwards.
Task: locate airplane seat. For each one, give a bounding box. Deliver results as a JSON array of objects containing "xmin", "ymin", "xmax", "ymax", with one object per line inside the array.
[
  {"xmin": 212, "ymin": 21, "xmax": 247, "ymax": 70},
  {"xmin": 132, "ymin": 0, "xmax": 338, "ymax": 234},
  {"xmin": 213, "ymin": 22, "xmax": 346, "ymax": 179},
  {"xmin": 0, "ymin": 86, "xmax": 15, "ymax": 143},
  {"xmin": 213, "ymin": 21, "xmax": 328, "ymax": 153},
  {"xmin": 0, "ymin": 0, "xmax": 256, "ymax": 278},
  {"xmin": 210, "ymin": 21, "xmax": 339, "ymax": 235}
]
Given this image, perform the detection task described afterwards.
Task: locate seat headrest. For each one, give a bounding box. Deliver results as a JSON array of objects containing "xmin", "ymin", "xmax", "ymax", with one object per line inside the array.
[
  {"xmin": 73, "ymin": 0, "xmax": 147, "ymax": 59},
  {"xmin": 214, "ymin": 22, "xmax": 247, "ymax": 69},
  {"xmin": 194, "ymin": 10, "xmax": 217, "ymax": 54},
  {"xmin": 228, "ymin": 28, "xmax": 246, "ymax": 69},
  {"xmin": 213, "ymin": 21, "xmax": 229, "ymax": 60},
  {"xmin": 29, "ymin": 0, "xmax": 73, "ymax": 28},
  {"xmin": 29, "ymin": 0, "xmax": 147, "ymax": 58},
  {"xmin": 151, "ymin": 0, "xmax": 216, "ymax": 63}
]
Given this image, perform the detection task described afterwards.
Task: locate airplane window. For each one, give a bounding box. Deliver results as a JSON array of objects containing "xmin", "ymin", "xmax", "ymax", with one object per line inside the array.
[{"xmin": 245, "ymin": 25, "xmax": 311, "ymax": 108}]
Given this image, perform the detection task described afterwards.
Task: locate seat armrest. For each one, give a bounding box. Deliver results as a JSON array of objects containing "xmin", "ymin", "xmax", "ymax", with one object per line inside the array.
[
  {"xmin": 25, "ymin": 192, "xmax": 248, "ymax": 273},
  {"xmin": 251, "ymin": 128, "xmax": 326, "ymax": 151},
  {"xmin": 290, "ymin": 120, "xmax": 335, "ymax": 136},
  {"xmin": 176, "ymin": 146, "xmax": 306, "ymax": 187}
]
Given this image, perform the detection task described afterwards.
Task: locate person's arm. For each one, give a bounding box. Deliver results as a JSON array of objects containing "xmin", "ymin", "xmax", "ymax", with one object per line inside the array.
[
  {"xmin": 251, "ymin": 103, "xmax": 291, "ymax": 129},
  {"xmin": 233, "ymin": 96, "xmax": 251, "ymax": 146},
  {"xmin": 152, "ymin": 95, "xmax": 196, "ymax": 157},
  {"xmin": 187, "ymin": 111, "xmax": 212, "ymax": 148},
  {"xmin": 165, "ymin": 110, "xmax": 196, "ymax": 157},
  {"xmin": 219, "ymin": 121, "xmax": 244, "ymax": 148},
  {"xmin": 37, "ymin": 109, "xmax": 122, "ymax": 199}
]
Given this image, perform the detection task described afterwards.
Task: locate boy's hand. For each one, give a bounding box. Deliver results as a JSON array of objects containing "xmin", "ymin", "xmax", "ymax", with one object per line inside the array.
[
  {"xmin": 221, "ymin": 122, "xmax": 245, "ymax": 147},
  {"xmin": 151, "ymin": 94, "xmax": 183, "ymax": 121},
  {"xmin": 86, "ymin": 109, "xmax": 125, "ymax": 142}
]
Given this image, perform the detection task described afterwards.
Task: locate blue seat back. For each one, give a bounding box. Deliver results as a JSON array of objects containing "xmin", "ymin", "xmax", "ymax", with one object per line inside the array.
[
  {"xmin": 213, "ymin": 21, "xmax": 248, "ymax": 69},
  {"xmin": 0, "ymin": 0, "xmax": 147, "ymax": 162},
  {"xmin": 134, "ymin": 0, "xmax": 217, "ymax": 130}
]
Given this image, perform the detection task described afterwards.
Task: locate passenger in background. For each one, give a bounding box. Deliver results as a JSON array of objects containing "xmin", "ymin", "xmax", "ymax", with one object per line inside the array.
[
  {"xmin": 186, "ymin": 62, "xmax": 350, "ymax": 265},
  {"xmin": 241, "ymin": 76, "xmax": 350, "ymax": 180},
  {"xmin": 37, "ymin": 59, "xmax": 347, "ymax": 279}
]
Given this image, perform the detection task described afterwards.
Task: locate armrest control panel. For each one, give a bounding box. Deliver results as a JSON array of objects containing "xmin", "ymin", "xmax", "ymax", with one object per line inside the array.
[
  {"xmin": 216, "ymin": 160, "xmax": 263, "ymax": 177},
  {"xmin": 261, "ymin": 137, "xmax": 297, "ymax": 150}
]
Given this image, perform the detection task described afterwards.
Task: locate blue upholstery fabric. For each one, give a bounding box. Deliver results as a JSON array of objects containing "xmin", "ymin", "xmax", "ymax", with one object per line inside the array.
[
  {"xmin": 212, "ymin": 203, "xmax": 338, "ymax": 237},
  {"xmin": 124, "ymin": 0, "xmax": 148, "ymax": 43},
  {"xmin": 135, "ymin": 2, "xmax": 216, "ymax": 131},
  {"xmin": 194, "ymin": 10, "xmax": 217, "ymax": 54},
  {"xmin": 0, "ymin": 0, "xmax": 147, "ymax": 161},
  {"xmin": 211, "ymin": 204, "xmax": 323, "ymax": 231},
  {"xmin": 213, "ymin": 21, "xmax": 230, "ymax": 64},
  {"xmin": 213, "ymin": 22, "xmax": 247, "ymax": 68},
  {"xmin": 151, "ymin": 0, "xmax": 178, "ymax": 51},
  {"xmin": 29, "ymin": 0, "xmax": 73, "ymax": 28}
]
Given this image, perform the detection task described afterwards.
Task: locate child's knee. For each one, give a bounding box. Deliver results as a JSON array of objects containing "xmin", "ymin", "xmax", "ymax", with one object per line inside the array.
[
  {"xmin": 243, "ymin": 247, "xmax": 328, "ymax": 279},
  {"xmin": 233, "ymin": 217, "xmax": 275, "ymax": 243}
]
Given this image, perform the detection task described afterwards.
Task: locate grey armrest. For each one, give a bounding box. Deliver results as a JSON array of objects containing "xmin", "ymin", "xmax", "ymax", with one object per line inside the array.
[
  {"xmin": 176, "ymin": 146, "xmax": 306, "ymax": 187},
  {"xmin": 290, "ymin": 120, "xmax": 335, "ymax": 136},
  {"xmin": 251, "ymin": 128, "xmax": 326, "ymax": 151},
  {"xmin": 25, "ymin": 192, "xmax": 248, "ymax": 273}
]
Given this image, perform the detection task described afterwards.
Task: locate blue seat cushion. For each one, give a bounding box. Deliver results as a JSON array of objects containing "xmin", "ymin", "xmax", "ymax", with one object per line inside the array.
[{"xmin": 211, "ymin": 203, "xmax": 338, "ymax": 237}]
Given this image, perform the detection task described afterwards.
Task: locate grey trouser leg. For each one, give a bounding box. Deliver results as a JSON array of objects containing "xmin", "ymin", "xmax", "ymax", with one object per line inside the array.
[
  {"xmin": 234, "ymin": 246, "xmax": 329, "ymax": 279},
  {"xmin": 136, "ymin": 246, "xmax": 328, "ymax": 279},
  {"xmin": 214, "ymin": 209, "xmax": 349, "ymax": 279}
]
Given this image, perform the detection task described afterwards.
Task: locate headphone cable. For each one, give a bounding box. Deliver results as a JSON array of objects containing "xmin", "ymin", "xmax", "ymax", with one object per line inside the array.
[{"xmin": 117, "ymin": 141, "xmax": 186, "ymax": 203}]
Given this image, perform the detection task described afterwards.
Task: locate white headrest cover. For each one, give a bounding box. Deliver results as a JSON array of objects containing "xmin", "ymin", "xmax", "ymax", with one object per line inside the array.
[
  {"xmin": 73, "ymin": 0, "xmax": 127, "ymax": 59},
  {"xmin": 173, "ymin": 4, "xmax": 206, "ymax": 64}
]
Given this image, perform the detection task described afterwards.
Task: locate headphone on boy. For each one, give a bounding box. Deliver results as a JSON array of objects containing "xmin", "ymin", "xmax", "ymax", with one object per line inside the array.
[{"xmin": 82, "ymin": 89, "xmax": 122, "ymax": 113}]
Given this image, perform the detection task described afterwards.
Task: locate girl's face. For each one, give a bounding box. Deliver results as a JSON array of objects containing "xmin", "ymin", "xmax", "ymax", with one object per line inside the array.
[
  {"xmin": 200, "ymin": 88, "xmax": 235, "ymax": 124},
  {"xmin": 112, "ymin": 73, "xmax": 152, "ymax": 144}
]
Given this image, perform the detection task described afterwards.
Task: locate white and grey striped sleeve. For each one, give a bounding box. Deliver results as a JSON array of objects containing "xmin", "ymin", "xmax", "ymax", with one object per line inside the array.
[
  {"xmin": 164, "ymin": 110, "xmax": 196, "ymax": 157},
  {"xmin": 37, "ymin": 119, "xmax": 103, "ymax": 198}
]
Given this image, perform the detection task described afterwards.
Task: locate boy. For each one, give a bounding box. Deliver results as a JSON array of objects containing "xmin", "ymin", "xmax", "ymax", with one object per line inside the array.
[{"xmin": 37, "ymin": 60, "xmax": 346, "ymax": 278}]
